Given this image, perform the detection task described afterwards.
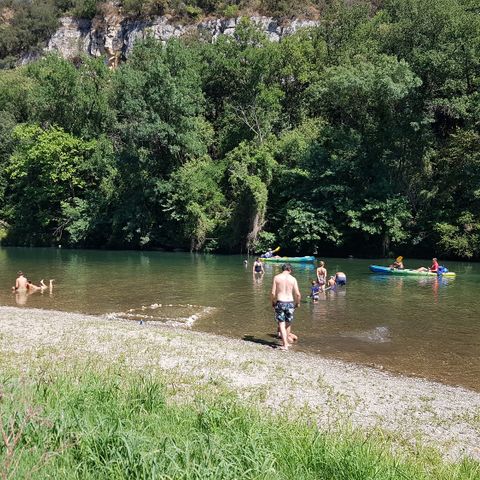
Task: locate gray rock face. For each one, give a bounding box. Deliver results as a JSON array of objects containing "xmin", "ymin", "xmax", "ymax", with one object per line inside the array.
[
  {"xmin": 44, "ymin": 13, "xmax": 319, "ymax": 67},
  {"xmin": 46, "ymin": 17, "xmax": 91, "ymax": 58}
]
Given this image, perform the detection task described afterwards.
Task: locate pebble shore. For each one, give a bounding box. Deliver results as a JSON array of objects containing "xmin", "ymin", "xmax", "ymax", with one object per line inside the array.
[{"xmin": 1, "ymin": 306, "xmax": 479, "ymax": 462}]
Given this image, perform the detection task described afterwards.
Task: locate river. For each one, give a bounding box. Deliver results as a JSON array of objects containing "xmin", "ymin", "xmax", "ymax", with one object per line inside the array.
[{"xmin": 1, "ymin": 247, "xmax": 479, "ymax": 391}]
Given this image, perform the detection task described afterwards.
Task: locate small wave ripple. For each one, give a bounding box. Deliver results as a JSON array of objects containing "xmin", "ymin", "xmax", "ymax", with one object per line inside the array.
[{"xmin": 104, "ymin": 303, "xmax": 215, "ymax": 328}]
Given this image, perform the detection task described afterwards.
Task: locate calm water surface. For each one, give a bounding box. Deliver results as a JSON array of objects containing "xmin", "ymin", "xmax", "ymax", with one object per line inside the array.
[{"xmin": 1, "ymin": 248, "xmax": 479, "ymax": 391}]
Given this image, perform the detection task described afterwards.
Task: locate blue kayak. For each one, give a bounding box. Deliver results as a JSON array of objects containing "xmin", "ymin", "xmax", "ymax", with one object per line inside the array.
[{"xmin": 261, "ymin": 256, "xmax": 316, "ymax": 264}]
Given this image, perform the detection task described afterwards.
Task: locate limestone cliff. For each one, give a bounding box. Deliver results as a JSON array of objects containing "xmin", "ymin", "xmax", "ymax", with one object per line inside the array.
[{"xmin": 43, "ymin": 5, "xmax": 318, "ymax": 68}]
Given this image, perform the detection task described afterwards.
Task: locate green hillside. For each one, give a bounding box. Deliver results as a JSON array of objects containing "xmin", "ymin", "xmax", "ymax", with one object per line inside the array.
[{"xmin": 0, "ymin": 0, "xmax": 479, "ymax": 258}]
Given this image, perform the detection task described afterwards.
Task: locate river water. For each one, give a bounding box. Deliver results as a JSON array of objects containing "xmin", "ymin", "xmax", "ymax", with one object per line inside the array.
[{"xmin": 1, "ymin": 247, "xmax": 479, "ymax": 391}]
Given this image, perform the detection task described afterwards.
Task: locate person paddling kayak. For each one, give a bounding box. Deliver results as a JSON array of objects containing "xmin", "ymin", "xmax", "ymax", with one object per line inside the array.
[
  {"xmin": 389, "ymin": 256, "xmax": 404, "ymax": 269},
  {"xmin": 261, "ymin": 247, "xmax": 280, "ymax": 259}
]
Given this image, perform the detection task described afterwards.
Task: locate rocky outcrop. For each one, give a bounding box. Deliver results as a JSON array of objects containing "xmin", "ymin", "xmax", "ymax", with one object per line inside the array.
[
  {"xmin": 45, "ymin": 12, "xmax": 318, "ymax": 67},
  {"xmin": 46, "ymin": 17, "xmax": 92, "ymax": 59}
]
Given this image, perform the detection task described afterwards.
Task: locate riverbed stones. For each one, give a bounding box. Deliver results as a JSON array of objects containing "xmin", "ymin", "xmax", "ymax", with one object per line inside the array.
[{"xmin": 1, "ymin": 306, "xmax": 479, "ymax": 462}]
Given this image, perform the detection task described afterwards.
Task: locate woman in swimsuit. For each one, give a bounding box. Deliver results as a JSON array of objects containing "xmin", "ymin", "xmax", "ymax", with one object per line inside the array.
[
  {"xmin": 316, "ymin": 261, "xmax": 327, "ymax": 292},
  {"xmin": 253, "ymin": 258, "xmax": 264, "ymax": 274}
]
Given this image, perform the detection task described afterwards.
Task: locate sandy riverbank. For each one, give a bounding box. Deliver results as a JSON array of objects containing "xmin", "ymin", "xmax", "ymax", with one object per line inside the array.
[{"xmin": 1, "ymin": 306, "xmax": 479, "ymax": 462}]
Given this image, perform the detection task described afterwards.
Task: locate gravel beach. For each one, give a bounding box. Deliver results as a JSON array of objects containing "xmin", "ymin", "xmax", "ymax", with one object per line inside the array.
[{"xmin": 1, "ymin": 306, "xmax": 479, "ymax": 462}]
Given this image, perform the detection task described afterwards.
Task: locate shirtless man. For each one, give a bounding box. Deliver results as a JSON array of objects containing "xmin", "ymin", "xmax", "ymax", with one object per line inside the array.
[
  {"xmin": 316, "ymin": 261, "xmax": 327, "ymax": 292},
  {"xmin": 13, "ymin": 271, "xmax": 28, "ymax": 291},
  {"xmin": 335, "ymin": 272, "xmax": 347, "ymax": 286},
  {"xmin": 271, "ymin": 263, "xmax": 301, "ymax": 351}
]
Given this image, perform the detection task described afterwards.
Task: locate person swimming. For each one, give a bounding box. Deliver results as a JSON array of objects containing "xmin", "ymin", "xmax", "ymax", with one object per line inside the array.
[{"xmin": 27, "ymin": 279, "xmax": 54, "ymax": 292}]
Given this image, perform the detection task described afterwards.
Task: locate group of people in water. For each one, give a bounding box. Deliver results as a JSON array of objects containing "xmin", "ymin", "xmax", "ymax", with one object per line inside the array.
[
  {"xmin": 313, "ymin": 261, "xmax": 346, "ymax": 296},
  {"xmin": 253, "ymin": 258, "xmax": 346, "ymax": 298},
  {"xmin": 11, "ymin": 271, "xmax": 54, "ymax": 304},
  {"xmin": 251, "ymin": 258, "xmax": 347, "ymax": 351},
  {"xmin": 12, "ymin": 271, "xmax": 54, "ymax": 292}
]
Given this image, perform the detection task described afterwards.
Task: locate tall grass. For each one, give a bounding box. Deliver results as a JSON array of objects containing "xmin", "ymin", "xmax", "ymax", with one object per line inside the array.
[{"xmin": 0, "ymin": 363, "xmax": 478, "ymax": 479}]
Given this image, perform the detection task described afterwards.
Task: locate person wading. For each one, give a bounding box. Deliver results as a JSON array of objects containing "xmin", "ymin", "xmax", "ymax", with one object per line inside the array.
[
  {"xmin": 271, "ymin": 263, "xmax": 301, "ymax": 351},
  {"xmin": 316, "ymin": 261, "xmax": 327, "ymax": 292},
  {"xmin": 13, "ymin": 271, "xmax": 28, "ymax": 291}
]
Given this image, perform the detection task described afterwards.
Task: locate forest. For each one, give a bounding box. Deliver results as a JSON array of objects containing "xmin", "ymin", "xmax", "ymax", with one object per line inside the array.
[{"xmin": 0, "ymin": 0, "xmax": 479, "ymax": 258}]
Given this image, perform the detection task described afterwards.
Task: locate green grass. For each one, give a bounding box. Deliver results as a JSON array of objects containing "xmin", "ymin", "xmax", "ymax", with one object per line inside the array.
[{"xmin": 0, "ymin": 362, "xmax": 479, "ymax": 480}]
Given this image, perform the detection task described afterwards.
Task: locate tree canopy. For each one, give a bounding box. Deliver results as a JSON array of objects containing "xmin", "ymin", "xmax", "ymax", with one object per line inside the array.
[{"xmin": 0, "ymin": 0, "xmax": 479, "ymax": 258}]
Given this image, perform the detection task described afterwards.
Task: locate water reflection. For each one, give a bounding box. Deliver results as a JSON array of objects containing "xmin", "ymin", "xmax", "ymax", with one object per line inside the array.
[
  {"xmin": 13, "ymin": 287, "xmax": 52, "ymax": 306},
  {"xmin": 368, "ymin": 274, "xmax": 453, "ymax": 299},
  {"xmin": 252, "ymin": 271, "xmax": 264, "ymax": 287}
]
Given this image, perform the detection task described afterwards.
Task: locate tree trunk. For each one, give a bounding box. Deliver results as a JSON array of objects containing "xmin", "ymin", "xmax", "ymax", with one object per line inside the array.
[
  {"xmin": 246, "ymin": 210, "xmax": 265, "ymax": 253},
  {"xmin": 382, "ymin": 232, "xmax": 390, "ymax": 257}
]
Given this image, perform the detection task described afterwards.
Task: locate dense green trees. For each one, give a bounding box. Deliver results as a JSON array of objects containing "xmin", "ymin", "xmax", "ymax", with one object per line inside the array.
[
  {"xmin": 5, "ymin": 124, "xmax": 117, "ymax": 245},
  {"xmin": 0, "ymin": 0, "xmax": 479, "ymax": 258},
  {"xmin": 0, "ymin": 0, "xmax": 59, "ymax": 68}
]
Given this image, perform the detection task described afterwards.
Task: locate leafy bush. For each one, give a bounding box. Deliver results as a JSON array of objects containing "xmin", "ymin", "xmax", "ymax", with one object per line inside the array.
[
  {"xmin": 252, "ymin": 230, "xmax": 277, "ymax": 254},
  {"xmin": 222, "ymin": 4, "xmax": 239, "ymax": 18},
  {"xmin": 184, "ymin": 4, "xmax": 203, "ymax": 19}
]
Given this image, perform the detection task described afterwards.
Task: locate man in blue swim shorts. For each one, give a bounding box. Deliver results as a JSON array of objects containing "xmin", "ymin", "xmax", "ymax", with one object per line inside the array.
[
  {"xmin": 335, "ymin": 272, "xmax": 347, "ymax": 286},
  {"xmin": 271, "ymin": 263, "xmax": 301, "ymax": 351}
]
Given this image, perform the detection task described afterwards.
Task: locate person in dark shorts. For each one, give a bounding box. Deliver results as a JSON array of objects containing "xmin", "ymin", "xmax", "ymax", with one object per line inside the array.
[
  {"xmin": 335, "ymin": 272, "xmax": 347, "ymax": 286},
  {"xmin": 271, "ymin": 263, "xmax": 301, "ymax": 351},
  {"xmin": 274, "ymin": 301, "xmax": 295, "ymax": 322}
]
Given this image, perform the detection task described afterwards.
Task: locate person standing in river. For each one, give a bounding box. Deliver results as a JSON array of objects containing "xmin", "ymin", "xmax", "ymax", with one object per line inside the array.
[
  {"xmin": 271, "ymin": 263, "xmax": 301, "ymax": 351},
  {"xmin": 253, "ymin": 257, "xmax": 264, "ymax": 274},
  {"xmin": 13, "ymin": 271, "xmax": 28, "ymax": 291},
  {"xmin": 316, "ymin": 261, "xmax": 327, "ymax": 292}
]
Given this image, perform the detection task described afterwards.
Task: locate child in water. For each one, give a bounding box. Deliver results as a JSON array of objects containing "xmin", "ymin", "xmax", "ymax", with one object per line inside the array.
[
  {"xmin": 325, "ymin": 276, "xmax": 336, "ymax": 291},
  {"xmin": 309, "ymin": 280, "xmax": 320, "ymax": 302}
]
